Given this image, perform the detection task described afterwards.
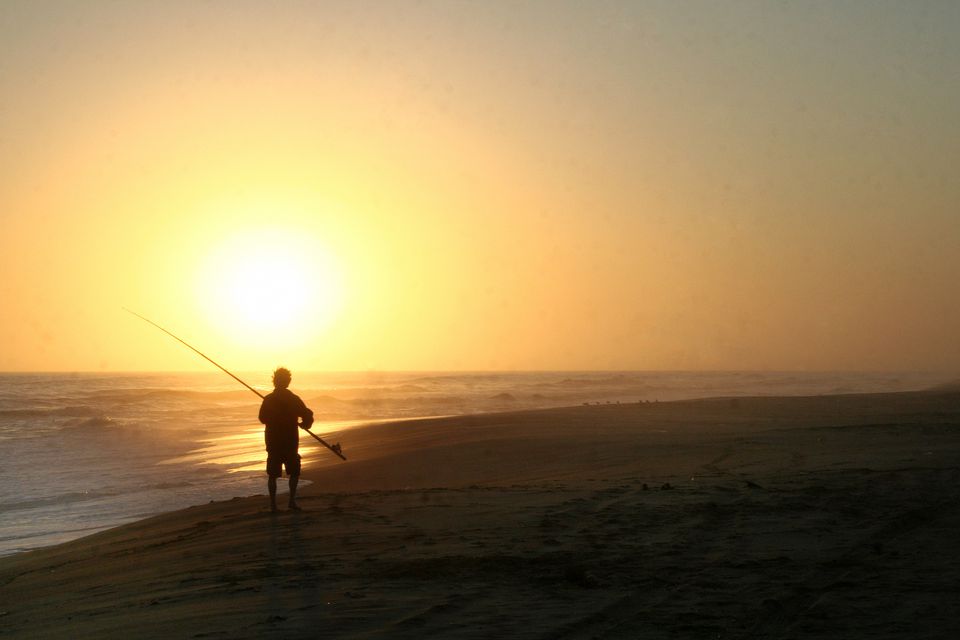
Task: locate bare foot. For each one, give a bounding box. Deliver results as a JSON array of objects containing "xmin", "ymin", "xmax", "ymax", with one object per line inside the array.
[{"xmin": 288, "ymin": 502, "xmax": 302, "ymax": 511}]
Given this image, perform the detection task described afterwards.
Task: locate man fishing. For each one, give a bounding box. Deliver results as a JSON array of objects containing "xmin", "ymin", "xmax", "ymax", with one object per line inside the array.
[{"xmin": 258, "ymin": 367, "xmax": 314, "ymax": 512}]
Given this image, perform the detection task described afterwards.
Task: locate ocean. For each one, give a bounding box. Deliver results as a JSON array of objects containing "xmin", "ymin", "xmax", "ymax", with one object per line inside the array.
[{"xmin": 0, "ymin": 370, "xmax": 950, "ymax": 556}]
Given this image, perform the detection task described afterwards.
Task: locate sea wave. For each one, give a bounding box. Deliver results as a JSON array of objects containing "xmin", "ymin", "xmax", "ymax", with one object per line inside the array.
[
  {"xmin": 70, "ymin": 416, "xmax": 118, "ymax": 429},
  {"xmin": 146, "ymin": 481, "xmax": 195, "ymax": 490},
  {"xmin": 0, "ymin": 405, "xmax": 119, "ymax": 419},
  {"xmin": 0, "ymin": 489, "xmax": 122, "ymax": 513},
  {"xmin": 531, "ymin": 374, "xmax": 636, "ymax": 388},
  {"xmin": 0, "ymin": 408, "xmax": 51, "ymax": 418},
  {"xmin": 85, "ymin": 388, "xmax": 254, "ymax": 403}
]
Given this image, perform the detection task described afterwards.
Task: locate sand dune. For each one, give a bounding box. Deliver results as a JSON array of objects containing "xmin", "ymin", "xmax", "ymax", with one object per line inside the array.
[{"xmin": 3, "ymin": 391, "xmax": 960, "ymax": 638}]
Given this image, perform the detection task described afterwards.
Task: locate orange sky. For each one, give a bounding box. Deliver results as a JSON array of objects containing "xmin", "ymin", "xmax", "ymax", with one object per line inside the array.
[{"xmin": 1, "ymin": 2, "xmax": 958, "ymax": 372}]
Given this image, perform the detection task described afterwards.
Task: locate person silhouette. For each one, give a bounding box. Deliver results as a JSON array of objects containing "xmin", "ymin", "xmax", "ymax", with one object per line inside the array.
[{"xmin": 258, "ymin": 367, "xmax": 314, "ymax": 512}]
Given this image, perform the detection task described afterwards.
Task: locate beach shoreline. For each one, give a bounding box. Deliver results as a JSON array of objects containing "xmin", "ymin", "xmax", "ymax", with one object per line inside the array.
[{"xmin": 3, "ymin": 390, "xmax": 960, "ymax": 638}]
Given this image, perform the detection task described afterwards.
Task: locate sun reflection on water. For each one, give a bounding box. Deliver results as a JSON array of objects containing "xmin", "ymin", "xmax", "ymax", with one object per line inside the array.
[{"xmin": 162, "ymin": 420, "xmax": 374, "ymax": 473}]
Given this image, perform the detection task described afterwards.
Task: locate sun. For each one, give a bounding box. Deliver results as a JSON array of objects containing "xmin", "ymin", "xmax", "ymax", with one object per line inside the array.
[{"xmin": 196, "ymin": 227, "xmax": 343, "ymax": 347}]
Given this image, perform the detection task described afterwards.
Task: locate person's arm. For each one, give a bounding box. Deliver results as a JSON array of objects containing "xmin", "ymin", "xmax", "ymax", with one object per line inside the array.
[
  {"xmin": 258, "ymin": 397, "xmax": 269, "ymax": 424},
  {"xmin": 298, "ymin": 398, "xmax": 314, "ymax": 430}
]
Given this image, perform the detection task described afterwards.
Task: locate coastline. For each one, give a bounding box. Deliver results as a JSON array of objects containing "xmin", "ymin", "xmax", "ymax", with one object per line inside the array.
[{"xmin": 3, "ymin": 390, "xmax": 960, "ymax": 638}]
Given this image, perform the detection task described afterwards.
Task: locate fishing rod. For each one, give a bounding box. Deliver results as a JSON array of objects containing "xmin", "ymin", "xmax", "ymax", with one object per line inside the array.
[{"xmin": 124, "ymin": 308, "xmax": 346, "ymax": 461}]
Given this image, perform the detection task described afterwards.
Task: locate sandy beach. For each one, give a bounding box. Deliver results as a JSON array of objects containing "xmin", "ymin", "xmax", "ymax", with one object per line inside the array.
[{"xmin": 3, "ymin": 390, "xmax": 960, "ymax": 638}]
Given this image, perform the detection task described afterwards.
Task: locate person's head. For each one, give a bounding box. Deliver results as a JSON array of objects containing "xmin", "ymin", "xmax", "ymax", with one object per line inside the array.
[{"xmin": 272, "ymin": 367, "xmax": 292, "ymax": 389}]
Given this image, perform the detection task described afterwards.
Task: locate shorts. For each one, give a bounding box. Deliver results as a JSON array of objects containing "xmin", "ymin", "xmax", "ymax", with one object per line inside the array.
[{"xmin": 266, "ymin": 451, "xmax": 301, "ymax": 478}]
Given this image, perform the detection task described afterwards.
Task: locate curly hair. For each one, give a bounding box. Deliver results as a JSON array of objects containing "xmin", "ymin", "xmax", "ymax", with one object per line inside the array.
[{"xmin": 272, "ymin": 367, "xmax": 292, "ymax": 389}]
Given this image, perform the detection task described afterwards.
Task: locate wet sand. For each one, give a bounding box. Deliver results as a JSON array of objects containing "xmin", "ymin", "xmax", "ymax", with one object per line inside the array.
[{"xmin": 3, "ymin": 391, "xmax": 960, "ymax": 638}]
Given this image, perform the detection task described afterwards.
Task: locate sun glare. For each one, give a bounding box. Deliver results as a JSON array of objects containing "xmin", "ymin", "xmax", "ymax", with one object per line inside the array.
[{"xmin": 197, "ymin": 227, "xmax": 343, "ymax": 348}]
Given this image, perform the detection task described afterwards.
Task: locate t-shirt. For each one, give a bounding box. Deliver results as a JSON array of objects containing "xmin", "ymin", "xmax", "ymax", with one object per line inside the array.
[{"xmin": 258, "ymin": 388, "xmax": 314, "ymax": 452}]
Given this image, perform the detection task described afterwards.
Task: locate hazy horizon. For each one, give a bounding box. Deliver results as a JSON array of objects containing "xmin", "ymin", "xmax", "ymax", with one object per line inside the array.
[
  {"xmin": 2, "ymin": 1, "xmax": 958, "ymax": 373},
  {"xmin": 1, "ymin": 367, "xmax": 956, "ymax": 378}
]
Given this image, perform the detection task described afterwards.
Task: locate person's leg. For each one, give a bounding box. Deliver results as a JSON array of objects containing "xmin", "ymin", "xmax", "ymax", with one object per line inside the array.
[
  {"xmin": 266, "ymin": 454, "xmax": 281, "ymax": 512},
  {"xmin": 286, "ymin": 453, "xmax": 302, "ymax": 510},
  {"xmin": 268, "ymin": 476, "xmax": 278, "ymax": 512},
  {"xmin": 288, "ymin": 474, "xmax": 300, "ymax": 510}
]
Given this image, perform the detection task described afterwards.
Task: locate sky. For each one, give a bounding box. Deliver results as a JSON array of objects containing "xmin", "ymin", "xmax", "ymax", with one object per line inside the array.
[{"xmin": 1, "ymin": 1, "xmax": 958, "ymax": 372}]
